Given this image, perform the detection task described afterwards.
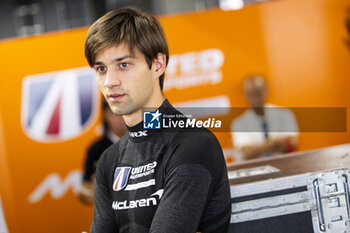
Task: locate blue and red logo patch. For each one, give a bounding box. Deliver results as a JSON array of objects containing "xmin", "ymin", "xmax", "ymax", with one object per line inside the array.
[
  {"xmin": 21, "ymin": 67, "xmax": 99, "ymax": 142},
  {"xmin": 113, "ymin": 167, "xmax": 131, "ymax": 191}
]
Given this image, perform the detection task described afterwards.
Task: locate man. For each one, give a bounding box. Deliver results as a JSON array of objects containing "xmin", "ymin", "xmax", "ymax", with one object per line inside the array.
[
  {"xmin": 231, "ymin": 75, "xmax": 299, "ymax": 160},
  {"xmin": 79, "ymin": 100, "xmax": 127, "ymax": 205},
  {"xmin": 84, "ymin": 8, "xmax": 231, "ymax": 233}
]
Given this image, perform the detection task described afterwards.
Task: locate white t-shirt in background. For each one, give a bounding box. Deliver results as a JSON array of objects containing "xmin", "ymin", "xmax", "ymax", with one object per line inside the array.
[{"xmin": 231, "ymin": 104, "xmax": 299, "ymax": 160}]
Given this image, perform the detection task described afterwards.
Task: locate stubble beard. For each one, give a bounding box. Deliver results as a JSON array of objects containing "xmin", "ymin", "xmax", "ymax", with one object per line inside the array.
[
  {"xmin": 108, "ymin": 86, "xmax": 154, "ymax": 117},
  {"xmin": 108, "ymin": 96, "xmax": 139, "ymax": 116}
]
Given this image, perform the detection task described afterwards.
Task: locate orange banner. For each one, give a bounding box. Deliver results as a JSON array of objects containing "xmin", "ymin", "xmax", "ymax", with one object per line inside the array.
[{"xmin": 0, "ymin": 0, "xmax": 350, "ymax": 232}]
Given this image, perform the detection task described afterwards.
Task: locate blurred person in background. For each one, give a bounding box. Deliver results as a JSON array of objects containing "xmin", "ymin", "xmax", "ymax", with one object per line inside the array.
[
  {"xmin": 78, "ymin": 100, "xmax": 127, "ymax": 204},
  {"xmin": 346, "ymin": 8, "xmax": 350, "ymax": 46},
  {"xmin": 231, "ymin": 75, "xmax": 299, "ymax": 160}
]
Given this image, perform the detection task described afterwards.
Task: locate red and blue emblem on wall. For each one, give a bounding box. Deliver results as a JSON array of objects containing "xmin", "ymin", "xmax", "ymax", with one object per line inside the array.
[{"xmin": 21, "ymin": 67, "xmax": 99, "ymax": 142}]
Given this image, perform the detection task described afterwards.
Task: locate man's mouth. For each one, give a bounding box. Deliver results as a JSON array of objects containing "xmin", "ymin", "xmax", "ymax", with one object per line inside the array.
[{"xmin": 108, "ymin": 93, "xmax": 126, "ymax": 102}]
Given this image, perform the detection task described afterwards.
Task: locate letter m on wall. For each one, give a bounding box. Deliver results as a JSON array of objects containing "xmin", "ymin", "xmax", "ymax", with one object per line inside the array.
[{"xmin": 28, "ymin": 170, "xmax": 82, "ymax": 203}]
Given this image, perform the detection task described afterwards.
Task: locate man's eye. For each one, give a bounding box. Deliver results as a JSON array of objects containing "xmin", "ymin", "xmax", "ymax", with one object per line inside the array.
[
  {"xmin": 96, "ymin": 66, "xmax": 106, "ymax": 73},
  {"xmin": 119, "ymin": 63, "xmax": 129, "ymax": 69}
]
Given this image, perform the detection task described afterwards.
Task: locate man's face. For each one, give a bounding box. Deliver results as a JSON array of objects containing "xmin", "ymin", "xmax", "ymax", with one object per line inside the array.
[
  {"xmin": 244, "ymin": 80, "xmax": 267, "ymax": 108},
  {"xmin": 93, "ymin": 44, "xmax": 156, "ymax": 116}
]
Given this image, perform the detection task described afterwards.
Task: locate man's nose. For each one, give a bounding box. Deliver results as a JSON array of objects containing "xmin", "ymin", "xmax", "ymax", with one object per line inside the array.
[{"xmin": 104, "ymin": 70, "xmax": 121, "ymax": 88}]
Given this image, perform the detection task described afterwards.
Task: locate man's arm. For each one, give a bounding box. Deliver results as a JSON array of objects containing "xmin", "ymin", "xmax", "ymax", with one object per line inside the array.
[
  {"xmin": 232, "ymin": 122, "xmax": 298, "ymax": 160},
  {"xmin": 241, "ymin": 107, "xmax": 300, "ymax": 159},
  {"xmin": 78, "ymin": 179, "xmax": 94, "ymax": 205},
  {"xmin": 150, "ymin": 163, "xmax": 212, "ymax": 233},
  {"xmin": 90, "ymin": 152, "xmax": 119, "ymax": 233},
  {"xmin": 240, "ymin": 136, "xmax": 295, "ymax": 159},
  {"xmin": 150, "ymin": 132, "xmax": 231, "ymax": 233},
  {"xmin": 80, "ymin": 146, "xmax": 99, "ymax": 205}
]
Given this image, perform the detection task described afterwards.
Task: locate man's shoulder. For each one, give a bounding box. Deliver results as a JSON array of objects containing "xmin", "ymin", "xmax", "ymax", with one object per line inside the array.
[
  {"xmin": 168, "ymin": 127, "xmax": 222, "ymax": 158},
  {"xmin": 174, "ymin": 127, "xmax": 218, "ymax": 143},
  {"xmin": 265, "ymin": 103, "xmax": 295, "ymax": 117},
  {"xmin": 165, "ymin": 127, "xmax": 226, "ymax": 178}
]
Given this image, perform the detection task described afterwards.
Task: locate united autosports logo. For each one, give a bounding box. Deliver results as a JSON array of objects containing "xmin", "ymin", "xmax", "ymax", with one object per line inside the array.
[
  {"xmin": 113, "ymin": 162, "xmax": 157, "ymax": 192},
  {"xmin": 21, "ymin": 67, "xmax": 99, "ymax": 142},
  {"xmin": 113, "ymin": 167, "xmax": 132, "ymax": 191}
]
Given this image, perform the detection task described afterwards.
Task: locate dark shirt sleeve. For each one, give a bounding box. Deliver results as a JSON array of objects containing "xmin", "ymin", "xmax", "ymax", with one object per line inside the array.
[
  {"xmin": 83, "ymin": 146, "xmax": 98, "ymax": 181},
  {"xmin": 83, "ymin": 137, "xmax": 112, "ymax": 181},
  {"xmin": 150, "ymin": 131, "xmax": 231, "ymax": 233},
  {"xmin": 90, "ymin": 151, "xmax": 119, "ymax": 233}
]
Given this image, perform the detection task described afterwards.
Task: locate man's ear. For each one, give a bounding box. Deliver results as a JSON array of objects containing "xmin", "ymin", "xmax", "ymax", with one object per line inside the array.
[{"xmin": 152, "ymin": 53, "xmax": 166, "ymax": 78}]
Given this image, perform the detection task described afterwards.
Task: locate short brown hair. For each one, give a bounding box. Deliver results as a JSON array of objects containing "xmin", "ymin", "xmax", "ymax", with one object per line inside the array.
[{"xmin": 85, "ymin": 8, "xmax": 169, "ymax": 90}]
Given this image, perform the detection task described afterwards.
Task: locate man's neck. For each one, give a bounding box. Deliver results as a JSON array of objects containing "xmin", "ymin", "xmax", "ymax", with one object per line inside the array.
[{"xmin": 252, "ymin": 107, "xmax": 265, "ymax": 117}]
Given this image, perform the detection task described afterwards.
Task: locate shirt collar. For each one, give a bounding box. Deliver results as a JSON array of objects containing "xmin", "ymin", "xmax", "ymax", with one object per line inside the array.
[{"xmin": 126, "ymin": 99, "xmax": 174, "ymax": 142}]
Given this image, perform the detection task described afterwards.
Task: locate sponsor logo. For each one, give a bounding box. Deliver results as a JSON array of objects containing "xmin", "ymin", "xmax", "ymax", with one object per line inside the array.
[
  {"xmin": 28, "ymin": 170, "xmax": 82, "ymax": 203},
  {"xmin": 151, "ymin": 189, "xmax": 164, "ymax": 199},
  {"xmin": 113, "ymin": 167, "xmax": 131, "ymax": 191},
  {"xmin": 164, "ymin": 49, "xmax": 224, "ymax": 90},
  {"xmin": 124, "ymin": 179, "xmax": 155, "ymax": 191},
  {"xmin": 129, "ymin": 161, "xmax": 157, "ymax": 180},
  {"xmin": 113, "ymin": 162, "xmax": 157, "ymax": 191},
  {"xmin": 129, "ymin": 130, "xmax": 148, "ymax": 138},
  {"xmin": 143, "ymin": 110, "xmax": 162, "ymax": 129},
  {"xmin": 21, "ymin": 67, "xmax": 99, "ymax": 142},
  {"xmin": 112, "ymin": 189, "xmax": 164, "ymax": 210}
]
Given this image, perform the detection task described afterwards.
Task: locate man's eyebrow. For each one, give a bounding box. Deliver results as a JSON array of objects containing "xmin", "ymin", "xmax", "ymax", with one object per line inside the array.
[{"xmin": 93, "ymin": 55, "xmax": 133, "ymax": 66}]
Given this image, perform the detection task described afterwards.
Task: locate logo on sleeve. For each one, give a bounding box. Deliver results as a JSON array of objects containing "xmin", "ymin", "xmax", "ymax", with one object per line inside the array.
[{"xmin": 113, "ymin": 167, "xmax": 131, "ymax": 191}]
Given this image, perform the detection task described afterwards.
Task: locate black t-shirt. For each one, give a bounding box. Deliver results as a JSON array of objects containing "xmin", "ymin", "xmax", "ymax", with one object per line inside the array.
[
  {"xmin": 90, "ymin": 100, "xmax": 231, "ymax": 233},
  {"xmin": 83, "ymin": 136, "xmax": 113, "ymax": 182}
]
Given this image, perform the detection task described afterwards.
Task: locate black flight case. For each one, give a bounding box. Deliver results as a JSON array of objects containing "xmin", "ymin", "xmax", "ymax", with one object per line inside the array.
[{"xmin": 228, "ymin": 144, "xmax": 350, "ymax": 233}]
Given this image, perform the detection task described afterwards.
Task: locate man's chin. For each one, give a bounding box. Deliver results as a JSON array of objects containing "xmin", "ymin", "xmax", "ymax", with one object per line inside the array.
[
  {"xmin": 111, "ymin": 106, "xmax": 135, "ymax": 116},
  {"xmin": 111, "ymin": 108, "xmax": 126, "ymax": 116}
]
